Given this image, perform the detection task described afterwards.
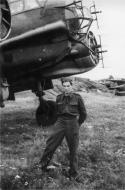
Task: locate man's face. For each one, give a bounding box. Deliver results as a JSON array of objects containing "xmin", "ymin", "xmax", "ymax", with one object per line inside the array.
[{"xmin": 62, "ymin": 81, "xmax": 72, "ymax": 94}]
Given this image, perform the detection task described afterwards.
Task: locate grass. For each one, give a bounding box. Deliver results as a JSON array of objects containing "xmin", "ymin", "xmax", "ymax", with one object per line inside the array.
[{"xmin": 0, "ymin": 90, "xmax": 125, "ymax": 190}]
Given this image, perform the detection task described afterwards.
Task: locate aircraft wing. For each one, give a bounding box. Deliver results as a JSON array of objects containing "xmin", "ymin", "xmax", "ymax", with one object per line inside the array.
[
  {"xmin": 109, "ymin": 84, "xmax": 125, "ymax": 91},
  {"xmin": 107, "ymin": 79, "xmax": 125, "ymax": 85}
]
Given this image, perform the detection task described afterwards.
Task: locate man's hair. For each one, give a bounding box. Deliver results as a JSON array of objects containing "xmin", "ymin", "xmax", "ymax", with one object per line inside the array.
[{"xmin": 61, "ymin": 77, "xmax": 73, "ymax": 85}]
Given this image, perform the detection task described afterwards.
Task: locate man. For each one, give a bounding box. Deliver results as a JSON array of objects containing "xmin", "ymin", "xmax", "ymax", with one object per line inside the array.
[{"xmin": 39, "ymin": 77, "xmax": 87, "ymax": 179}]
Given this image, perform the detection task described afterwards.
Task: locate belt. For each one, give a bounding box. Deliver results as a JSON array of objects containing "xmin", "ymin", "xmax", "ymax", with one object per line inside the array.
[{"xmin": 58, "ymin": 113, "xmax": 78, "ymax": 119}]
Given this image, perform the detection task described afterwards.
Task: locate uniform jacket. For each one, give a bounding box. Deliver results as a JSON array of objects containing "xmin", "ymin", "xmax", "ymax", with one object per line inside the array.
[{"xmin": 56, "ymin": 92, "xmax": 87, "ymax": 125}]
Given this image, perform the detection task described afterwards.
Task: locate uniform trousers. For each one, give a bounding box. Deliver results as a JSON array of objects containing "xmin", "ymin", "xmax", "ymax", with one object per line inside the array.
[{"xmin": 40, "ymin": 115, "xmax": 79, "ymax": 176}]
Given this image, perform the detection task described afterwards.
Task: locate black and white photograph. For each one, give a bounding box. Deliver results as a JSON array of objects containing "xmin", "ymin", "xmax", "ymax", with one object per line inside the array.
[{"xmin": 0, "ymin": 0, "xmax": 125, "ymax": 190}]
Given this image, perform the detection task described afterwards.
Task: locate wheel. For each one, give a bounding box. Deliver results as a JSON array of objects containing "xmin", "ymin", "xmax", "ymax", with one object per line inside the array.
[{"xmin": 36, "ymin": 99, "xmax": 57, "ymax": 127}]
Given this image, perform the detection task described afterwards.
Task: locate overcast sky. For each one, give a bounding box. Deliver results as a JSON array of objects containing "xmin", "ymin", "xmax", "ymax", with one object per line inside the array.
[{"xmin": 78, "ymin": 0, "xmax": 125, "ymax": 80}]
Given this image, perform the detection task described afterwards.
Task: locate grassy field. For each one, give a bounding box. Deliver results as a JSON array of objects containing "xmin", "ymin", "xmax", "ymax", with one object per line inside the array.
[{"xmin": 0, "ymin": 91, "xmax": 125, "ymax": 190}]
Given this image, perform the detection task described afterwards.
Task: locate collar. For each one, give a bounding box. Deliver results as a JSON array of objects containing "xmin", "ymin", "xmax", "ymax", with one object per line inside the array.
[{"xmin": 62, "ymin": 92, "xmax": 74, "ymax": 98}]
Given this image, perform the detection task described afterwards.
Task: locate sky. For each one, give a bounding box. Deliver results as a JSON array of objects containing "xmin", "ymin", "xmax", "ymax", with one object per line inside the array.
[{"xmin": 78, "ymin": 0, "xmax": 125, "ymax": 80}]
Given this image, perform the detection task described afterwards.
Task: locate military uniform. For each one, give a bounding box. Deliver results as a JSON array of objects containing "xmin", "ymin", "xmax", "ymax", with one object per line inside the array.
[{"xmin": 40, "ymin": 92, "xmax": 87, "ymax": 177}]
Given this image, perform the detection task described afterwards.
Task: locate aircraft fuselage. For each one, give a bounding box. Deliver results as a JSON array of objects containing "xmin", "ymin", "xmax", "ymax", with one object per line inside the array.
[{"xmin": 0, "ymin": 0, "xmax": 100, "ymax": 105}]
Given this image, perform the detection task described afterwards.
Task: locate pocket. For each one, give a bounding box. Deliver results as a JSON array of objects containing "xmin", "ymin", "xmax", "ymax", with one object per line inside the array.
[
  {"xmin": 69, "ymin": 102, "xmax": 78, "ymax": 113},
  {"xmin": 57, "ymin": 102, "xmax": 63, "ymax": 113}
]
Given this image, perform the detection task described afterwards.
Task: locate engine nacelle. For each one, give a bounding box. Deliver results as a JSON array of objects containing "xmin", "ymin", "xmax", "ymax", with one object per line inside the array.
[{"xmin": 0, "ymin": 0, "xmax": 11, "ymax": 41}]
